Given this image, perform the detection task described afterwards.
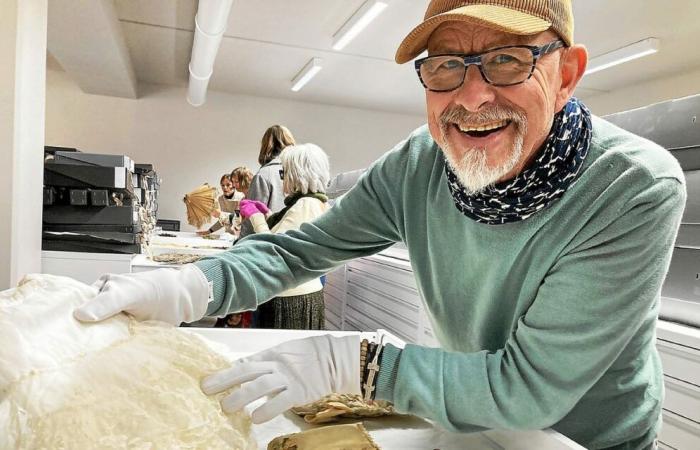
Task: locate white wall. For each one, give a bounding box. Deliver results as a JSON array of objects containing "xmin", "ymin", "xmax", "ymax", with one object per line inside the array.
[
  {"xmin": 45, "ymin": 69, "xmax": 425, "ymax": 230},
  {"xmin": 584, "ymin": 66, "xmax": 700, "ymax": 116}
]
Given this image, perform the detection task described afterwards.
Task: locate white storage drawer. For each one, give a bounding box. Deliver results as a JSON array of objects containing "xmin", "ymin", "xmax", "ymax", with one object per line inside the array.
[
  {"xmin": 324, "ymin": 308, "xmax": 342, "ymax": 330},
  {"xmin": 347, "ymin": 256, "xmax": 419, "ymax": 292},
  {"xmin": 657, "ymin": 337, "xmax": 700, "ymax": 387},
  {"xmin": 345, "ymin": 285, "xmax": 418, "ymax": 342},
  {"xmin": 659, "ymin": 409, "xmax": 700, "ymax": 450},
  {"xmin": 42, "ymin": 250, "xmax": 134, "ymax": 285},
  {"xmin": 324, "ymin": 282, "xmax": 345, "ymax": 303},
  {"xmin": 344, "ymin": 300, "xmax": 390, "ymax": 332},
  {"xmin": 324, "ymin": 294, "xmax": 343, "ymax": 319},
  {"xmin": 343, "ymin": 313, "xmax": 371, "ymax": 332},
  {"xmin": 663, "ymin": 376, "xmax": 700, "ymax": 424},
  {"xmin": 656, "ymin": 321, "xmax": 700, "ymax": 449},
  {"xmin": 346, "ymin": 272, "xmax": 420, "ymax": 322}
]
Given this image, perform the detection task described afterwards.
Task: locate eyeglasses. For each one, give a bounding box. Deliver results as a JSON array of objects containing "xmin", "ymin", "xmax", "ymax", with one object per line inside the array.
[{"xmin": 414, "ymin": 40, "xmax": 565, "ymax": 92}]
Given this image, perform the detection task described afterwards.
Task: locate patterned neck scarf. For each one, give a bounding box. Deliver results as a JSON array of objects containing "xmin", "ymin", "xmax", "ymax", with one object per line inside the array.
[{"xmin": 445, "ymin": 97, "xmax": 592, "ymax": 225}]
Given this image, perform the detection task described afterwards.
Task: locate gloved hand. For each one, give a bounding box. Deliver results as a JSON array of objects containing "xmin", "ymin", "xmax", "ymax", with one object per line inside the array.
[
  {"xmin": 73, "ymin": 264, "xmax": 210, "ymax": 326},
  {"xmin": 239, "ymin": 199, "xmax": 270, "ymax": 219},
  {"xmin": 201, "ymin": 334, "xmax": 360, "ymax": 424}
]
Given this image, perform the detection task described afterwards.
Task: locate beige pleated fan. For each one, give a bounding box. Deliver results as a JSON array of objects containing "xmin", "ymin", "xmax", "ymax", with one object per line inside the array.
[{"xmin": 183, "ymin": 184, "xmax": 217, "ymax": 228}]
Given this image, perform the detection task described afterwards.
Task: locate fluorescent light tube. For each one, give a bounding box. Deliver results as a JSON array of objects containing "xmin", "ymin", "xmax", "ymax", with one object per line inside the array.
[
  {"xmin": 332, "ymin": 0, "xmax": 388, "ymax": 51},
  {"xmin": 585, "ymin": 38, "xmax": 660, "ymax": 76},
  {"xmin": 291, "ymin": 58, "xmax": 323, "ymax": 92}
]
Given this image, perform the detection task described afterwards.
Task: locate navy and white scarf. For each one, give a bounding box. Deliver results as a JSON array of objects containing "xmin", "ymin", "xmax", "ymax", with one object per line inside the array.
[{"xmin": 445, "ymin": 97, "xmax": 592, "ymax": 225}]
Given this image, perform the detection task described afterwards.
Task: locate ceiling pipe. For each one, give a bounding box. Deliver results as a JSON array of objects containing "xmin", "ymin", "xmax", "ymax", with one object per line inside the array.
[{"xmin": 187, "ymin": 0, "xmax": 233, "ymax": 107}]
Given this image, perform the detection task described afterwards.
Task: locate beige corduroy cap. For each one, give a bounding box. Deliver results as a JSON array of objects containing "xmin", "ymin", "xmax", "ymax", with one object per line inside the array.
[{"xmin": 395, "ymin": 0, "xmax": 574, "ymax": 64}]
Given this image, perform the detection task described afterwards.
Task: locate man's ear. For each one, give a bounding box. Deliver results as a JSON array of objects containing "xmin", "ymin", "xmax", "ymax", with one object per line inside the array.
[{"xmin": 555, "ymin": 44, "xmax": 588, "ymax": 111}]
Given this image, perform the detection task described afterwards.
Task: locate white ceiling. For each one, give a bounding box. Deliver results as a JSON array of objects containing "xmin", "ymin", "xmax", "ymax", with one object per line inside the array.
[{"xmin": 47, "ymin": 0, "xmax": 700, "ymax": 115}]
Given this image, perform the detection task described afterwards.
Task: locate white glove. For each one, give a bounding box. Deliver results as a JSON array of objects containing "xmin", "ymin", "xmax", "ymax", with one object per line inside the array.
[
  {"xmin": 201, "ymin": 334, "xmax": 360, "ymax": 424},
  {"xmin": 73, "ymin": 265, "xmax": 210, "ymax": 326}
]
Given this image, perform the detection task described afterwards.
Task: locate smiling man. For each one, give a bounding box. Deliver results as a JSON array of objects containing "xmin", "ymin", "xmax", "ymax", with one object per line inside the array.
[{"xmin": 75, "ymin": 1, "xmax": 685, "ymax": 448}]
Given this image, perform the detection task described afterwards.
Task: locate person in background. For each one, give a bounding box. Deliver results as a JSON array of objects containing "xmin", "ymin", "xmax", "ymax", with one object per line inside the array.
[
  {"xmin": 215, "ymin": 166, "xmax": 256, "ymax": 238},
  {"xmin": 238, "ymin": 125, "xmax": 296, "ymax": 239},
  {"xmin": 215, "ymin": 166, "xmax": 256, "ymax": 328},
  {"xmin": 197, "ymin": 174, "xmax": 243, "ymax": 237},
  {"xmin": 239, "ymin": 144, "xmax": 330, "ymax": 330},
  {"xmin": 239, "ymin": 125, "xmax": 296, "ymax": 327},
  {"xmin": 74, "ymin": 1, "xmax": 686, "ymax": 447},
  {"xmin": 231, "ymin": 166, "xmax": 254, "ymax": 197}
]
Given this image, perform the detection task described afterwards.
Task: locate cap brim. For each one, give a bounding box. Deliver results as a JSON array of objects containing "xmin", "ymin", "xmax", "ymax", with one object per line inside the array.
[{"xmin": 395, "ymin": 5, "xmax": 552, "ymax": 64}]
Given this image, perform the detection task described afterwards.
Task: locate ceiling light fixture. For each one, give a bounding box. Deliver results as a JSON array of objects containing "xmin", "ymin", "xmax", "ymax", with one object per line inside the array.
[
  {"xmin": 291, "ymin": 57, "xmax": 323, "ymax": 92},
  {"xmin": 585, "ymin": 38, "xmax": 660, "ymax": 76},
  {"xmin": 332, "ymin": 0, "xmax": 389, "ymax": 51}
]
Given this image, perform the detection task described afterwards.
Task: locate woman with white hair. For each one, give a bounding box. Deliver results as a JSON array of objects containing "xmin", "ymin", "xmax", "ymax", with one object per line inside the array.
[{"xmin": 238, "ymin": 143, "xmax": 330, "ymax": 329}]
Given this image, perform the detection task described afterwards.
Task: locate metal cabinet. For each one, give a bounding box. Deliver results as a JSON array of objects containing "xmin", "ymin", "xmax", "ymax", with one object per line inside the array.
[
  {"xmin": 323, "ymin": 266, "xmax": 346, "ymax": 331},
  {"xmin": 656, "ymin": 321, "xmax": 700, "ymax": 449},
  {"xmin": 323, "ymin": 250, "xmax": 437, "ymax": 346}
]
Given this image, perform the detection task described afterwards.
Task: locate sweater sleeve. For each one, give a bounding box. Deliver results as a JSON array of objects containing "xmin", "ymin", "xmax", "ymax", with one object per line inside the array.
[
  {"xmin": 248, "ymin": 213, "xmax": 269, "ymax": 234},
  {"xmin": 376, "ymin": 177, "xmax": 685, "ymax": 431},
  {"xmin": 195, "ymin": 148, "xmax": 406, "ymax": 316},
  {"xmin": 247, "ymin": 173, "xmax": 271, "ymax": 205}
]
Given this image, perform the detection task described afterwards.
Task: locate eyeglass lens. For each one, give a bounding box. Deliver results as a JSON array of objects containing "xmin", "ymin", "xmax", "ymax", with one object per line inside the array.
[{"xmin": 419, "ymin": 46, "xmax": 536, "ymax": 91}]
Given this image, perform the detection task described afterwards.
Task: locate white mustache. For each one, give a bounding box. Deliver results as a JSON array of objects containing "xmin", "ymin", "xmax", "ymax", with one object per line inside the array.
[{"xmin": 439, "ymin": 105, "xmax": 527, "ymax": 131}]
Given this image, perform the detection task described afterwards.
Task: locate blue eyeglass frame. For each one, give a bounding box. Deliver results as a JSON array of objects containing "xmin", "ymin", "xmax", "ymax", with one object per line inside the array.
[{"xmin": 414, "ymin": 39, "xmax": 565, "ymax": 92}]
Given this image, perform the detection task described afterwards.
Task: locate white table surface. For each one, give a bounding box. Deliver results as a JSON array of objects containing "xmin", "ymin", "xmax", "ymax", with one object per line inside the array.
[{"xmin": 186, "ymin": 328, "xmax": 584, "ymax": 450}]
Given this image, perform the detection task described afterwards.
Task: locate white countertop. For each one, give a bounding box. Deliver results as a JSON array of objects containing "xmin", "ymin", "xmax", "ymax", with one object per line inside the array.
[{"xmin": 186, "ymin": 328, "xmax": 584, "ymax": 450}]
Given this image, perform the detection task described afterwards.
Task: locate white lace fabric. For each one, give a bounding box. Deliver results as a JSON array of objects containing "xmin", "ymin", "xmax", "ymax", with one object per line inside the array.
[{"xmin": 0, "ymin": 274, "xmax": 254, "ymax": 449}]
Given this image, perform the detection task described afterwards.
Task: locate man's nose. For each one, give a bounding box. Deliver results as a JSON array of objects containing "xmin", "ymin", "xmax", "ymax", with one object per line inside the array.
[{"xmin": 452, "ymin": 65, "xmax": 497, "ymax": 112}]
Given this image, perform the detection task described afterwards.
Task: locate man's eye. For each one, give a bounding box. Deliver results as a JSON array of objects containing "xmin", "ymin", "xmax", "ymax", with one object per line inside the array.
[
  {"xmin": 440, "ymin": 59, "xmax": 462, "ymax": 70},
  {"xmin": 491, "ymin": 54, "xmax": 518, "ymax": 65}
]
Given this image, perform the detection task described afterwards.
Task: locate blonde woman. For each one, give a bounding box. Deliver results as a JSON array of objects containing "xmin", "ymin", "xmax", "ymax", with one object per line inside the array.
[
  {"xmin": 239, "ymin": 143, "xmax": 330, "ymax": 329},
  {"xmin": 230, "ymin": 166, "xmax": 254, "ymax": 197},
  {"xmin": 238, "ymin": 125, "xmax": 296, "ymax": 239}
]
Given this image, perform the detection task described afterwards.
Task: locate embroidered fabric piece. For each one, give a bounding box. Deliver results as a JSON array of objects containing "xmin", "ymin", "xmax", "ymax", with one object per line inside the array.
[
  {"xmin": 445, "ymin": 97, "xmax": 592, "ymax": 224},
  {"xmin": 152, "ymin": 253, "xmax": 204, "ymax": 264},
  {"xmin": 0, "ymin": 274, "xmax": 254, "ymax": 450},
  {"xmin": 267, "ymin": 423, "xmax": 380, "ymax": 450},
  {"xmin": 291, "ymin": 393, "xmax": 394, "ymax": 424}
]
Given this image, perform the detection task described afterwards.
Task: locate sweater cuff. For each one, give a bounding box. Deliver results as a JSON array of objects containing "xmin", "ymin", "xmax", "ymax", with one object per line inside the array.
[
  {"xmin": 375, "ymin": 343, "xmax": 402, "ymax": 402},
  {"xmin": 194, "ymin": 259, "xmax": 227, "ymax": 317},
  {"xmin": 249, "ymin": 213, "xmax": 268, "ymax": 233}
]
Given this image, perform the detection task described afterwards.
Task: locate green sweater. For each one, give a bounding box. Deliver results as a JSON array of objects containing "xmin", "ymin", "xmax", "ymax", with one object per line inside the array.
[{"xmin": 196, "ymin": 116, "xmax": 685, "ymax": 449}]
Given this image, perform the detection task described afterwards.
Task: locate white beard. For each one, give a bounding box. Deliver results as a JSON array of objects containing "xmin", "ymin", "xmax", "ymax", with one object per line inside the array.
[
  {"xmin": 441, "ymin": 137, "xmax": 523, "ymax": 195},
  {"xmin": 438, "ymin": 104, "xmax": 527, "ymax": 195}
]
